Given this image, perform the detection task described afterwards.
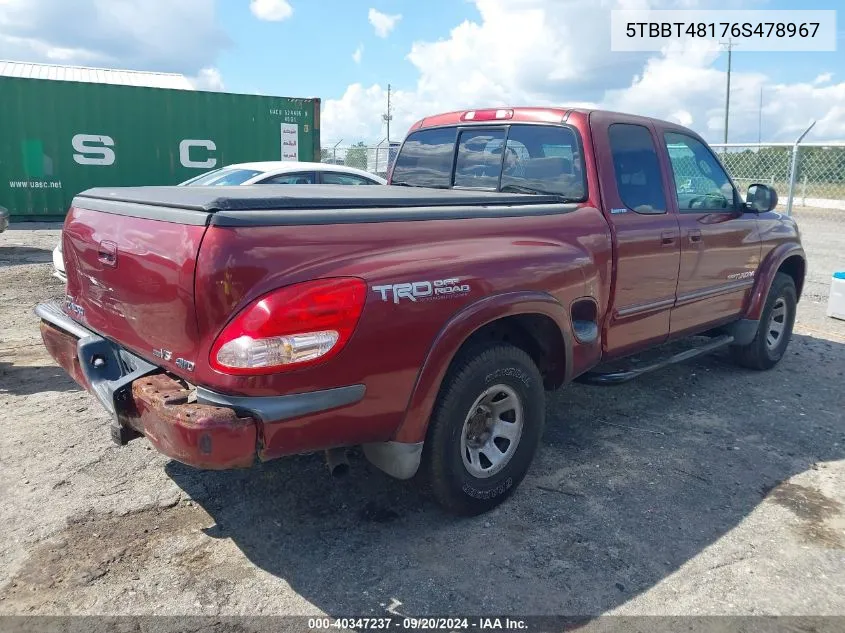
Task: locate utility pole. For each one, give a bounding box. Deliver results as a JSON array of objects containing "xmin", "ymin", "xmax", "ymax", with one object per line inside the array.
[
  {"xmin": 721, "ymin": 38, "xmax": 735, "ymax": 145},
  {"xmin": 382, "ymin": 83, "xmax": 393, "ymax": 142},
  {"xmin": 757, "ymin": 86, "xmax": 763, "ymax": 145}
]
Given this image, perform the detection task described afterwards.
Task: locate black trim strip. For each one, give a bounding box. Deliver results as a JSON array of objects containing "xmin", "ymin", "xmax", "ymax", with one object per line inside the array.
[
  {"xmin": 675, "ymin": 279, "xmax": 754, "ymax": 307},
  {"xmin": 210, "ymin": 202, "xmax": 579, "ymax": 227},
  {"xmin": 615, "ymin": 296, "xmax": 676, "ymax": 318},
  {"xmin": 196, "ymin": 384, "xmax": 366, "ymax": 423}
]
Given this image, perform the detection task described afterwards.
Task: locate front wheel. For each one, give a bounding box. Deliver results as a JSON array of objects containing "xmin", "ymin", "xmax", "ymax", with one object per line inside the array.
[
  {"xmin": 731, "ymin": 272, "xmax": 797, "ymax": 370},
  {"xmin": 421, "ymin": 343, "xmax": 545, "ymax": 515}
]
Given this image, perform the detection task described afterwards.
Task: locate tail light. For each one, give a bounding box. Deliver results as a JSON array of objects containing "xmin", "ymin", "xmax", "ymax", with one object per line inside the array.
[{"xmin": 210, "ymin": 277, "xmax": 367, "ymax": 375}]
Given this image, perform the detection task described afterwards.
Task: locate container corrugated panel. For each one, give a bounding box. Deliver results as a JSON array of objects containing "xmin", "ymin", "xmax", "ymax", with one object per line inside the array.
[
  {"xmin": 0, "ymin": 76, "xmax": 320, "ymax": 220},
  {"xmin": 0, "ymin": 60, "xmax": 195, "ymax": 88}
]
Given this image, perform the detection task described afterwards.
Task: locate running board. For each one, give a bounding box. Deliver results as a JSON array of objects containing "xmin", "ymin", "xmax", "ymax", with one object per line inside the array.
[{"xmin": 575, "ymin": 335, "xmax": 735, "ymax": 386}]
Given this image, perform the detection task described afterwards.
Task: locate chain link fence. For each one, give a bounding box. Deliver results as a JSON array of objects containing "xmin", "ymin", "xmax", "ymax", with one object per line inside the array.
[
  {"xmin": 711, "ymin": 142, "xmax": 845, "ymax": 214},
  {"xmin": 323, "ymin": 139, "xmax": 845, "ymax": 221},
  {"xmin": 320, "ymin": 142, "xmax": 400, "ymax": 178}
]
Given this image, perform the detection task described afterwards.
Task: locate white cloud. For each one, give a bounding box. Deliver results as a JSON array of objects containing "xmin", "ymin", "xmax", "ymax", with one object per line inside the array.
[
  {"xmin": 368, "ymin": 8, "xmax": 401, "ymax": 38},
  {"xmin": 670, "ymin": 110, "xmax": 694, "ymax": 127},
  {"xmin": 0, "ymin": 0, "xmax": 229, "ymax": 75},
  {"xmin": 324, "ymin": 0, "xmax": 845, "ymax": 145},
  {"xmin": 250, "ymin": 0, "xmax": 293, "ymax": 21},
  {"xmin": 190, "ymin": 67, "xmax": 224, "ymax": 91},
  {"xmin": 322, "ymin": 84, "xmax": 392, "ymax": 144},
  {"xmin": 352, "ymin": 44, "xmax": 363, "ymax": 64}
]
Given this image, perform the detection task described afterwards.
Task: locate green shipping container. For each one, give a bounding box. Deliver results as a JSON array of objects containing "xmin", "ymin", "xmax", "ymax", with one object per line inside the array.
[{"xmin": 0, "ymin": 75, "xmax": 320, "ymax": 221}]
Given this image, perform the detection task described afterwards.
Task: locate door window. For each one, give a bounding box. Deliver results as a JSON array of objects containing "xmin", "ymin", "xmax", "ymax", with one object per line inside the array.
[
  {"xmin": 608, "ymin": 124, "xmax": 667, "ymax": 215},
  {"xmin": 321, "ymin": 172, "xmax": 378, "ymax": 185},
  {"xmin": 664, "ymin": 132, "xmax": 738, "ymax": 211},
  {"xmin": 183, "ymin": 168, "xmax": 262, "ymax": 186},
  {"xmin": 258, "ymin": 172, "xmax": 316, "ymax": 184}
]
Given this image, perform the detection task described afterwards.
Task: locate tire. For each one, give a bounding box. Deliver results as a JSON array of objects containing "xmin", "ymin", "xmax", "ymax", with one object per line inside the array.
[
  {"xmin": 421, "ymin": 342, "xmax": 545, "ymax": 515},
  {"xmin": 731, "ymin": 272, "xmax": 797, "ymax": 370}
]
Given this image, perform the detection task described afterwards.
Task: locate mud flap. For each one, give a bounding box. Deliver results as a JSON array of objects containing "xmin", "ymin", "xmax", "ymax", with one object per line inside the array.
[{"xmin": 76, "ymin": 335, "xmax": 159, "ymax": 445}]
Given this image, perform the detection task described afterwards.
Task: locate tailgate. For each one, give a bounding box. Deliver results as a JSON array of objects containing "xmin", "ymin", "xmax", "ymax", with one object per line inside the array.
[{"xmin": 62, "ymin": 204, "xmax": 209, "ymax": 375}]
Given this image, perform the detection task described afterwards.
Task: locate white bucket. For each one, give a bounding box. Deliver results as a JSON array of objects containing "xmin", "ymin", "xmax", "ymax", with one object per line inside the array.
[{"xmin": 828, "ymin": 272, "xmax": 845, "ymax": 321}]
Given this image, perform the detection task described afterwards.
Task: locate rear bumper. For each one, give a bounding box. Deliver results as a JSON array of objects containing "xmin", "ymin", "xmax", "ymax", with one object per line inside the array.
[
  {"xmin": 37, "ymin": 300, "xmax": 257, "ymax": 469},
  {"xmin": 37, "ymin": 300, "xmax": 370, "ymax": 469}
]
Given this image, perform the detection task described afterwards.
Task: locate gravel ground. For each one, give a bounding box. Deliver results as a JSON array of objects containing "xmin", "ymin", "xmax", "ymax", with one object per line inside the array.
[{"xmin": 0, "ymin": 210, "xmax": 843, "ymax": 619}]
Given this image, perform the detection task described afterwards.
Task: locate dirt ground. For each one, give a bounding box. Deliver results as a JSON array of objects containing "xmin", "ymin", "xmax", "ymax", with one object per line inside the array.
[{"xmin": 0, "ymin": 208, "xmax": 843, "ymax": 619}]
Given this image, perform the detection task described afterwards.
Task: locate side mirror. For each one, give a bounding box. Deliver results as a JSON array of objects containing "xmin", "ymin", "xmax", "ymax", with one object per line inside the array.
[{"xmin": 746, "ymin": 183, "xmax": 778, "ymax": 213}]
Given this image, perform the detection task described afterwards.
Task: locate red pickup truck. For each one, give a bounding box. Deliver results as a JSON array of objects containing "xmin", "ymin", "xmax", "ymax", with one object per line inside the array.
[{"xmin": 38, "ymin": 107, "xmax": 805, "ymax": 515}]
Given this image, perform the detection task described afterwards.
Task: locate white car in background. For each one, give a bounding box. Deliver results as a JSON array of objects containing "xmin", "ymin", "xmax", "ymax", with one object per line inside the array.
[
  {"xmin": 53, "ymin": 240, "xmax": 66, "ymax": 282},
  {"xmin": 177, "ymin": 161, "xmax": 387, "ymax": 186},
  {"xmin": 51, "ymin": 161, "xmax": 387, "ymax": 283}
]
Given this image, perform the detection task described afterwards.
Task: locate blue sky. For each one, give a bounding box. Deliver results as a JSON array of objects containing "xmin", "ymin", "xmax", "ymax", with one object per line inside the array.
[
  {"xmin": 215, "ymin": 0, "xmax": 844, "ymax": 99},
  {"xmin": 0, "ymin": 0, "xmax": 843, "ymax": 143},
  {"xmin": 216, "ymin": 0, "xmax": 477, "ymax": 98}
]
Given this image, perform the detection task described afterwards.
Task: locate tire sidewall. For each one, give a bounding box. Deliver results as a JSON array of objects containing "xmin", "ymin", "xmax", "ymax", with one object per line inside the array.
[
  {"xmin": 436, "ymin": 348, "xmax": 544, "ymax": 510},
  {"xmin": 759, "ymin": 276, "xmax": 797, "ymax": 365}
]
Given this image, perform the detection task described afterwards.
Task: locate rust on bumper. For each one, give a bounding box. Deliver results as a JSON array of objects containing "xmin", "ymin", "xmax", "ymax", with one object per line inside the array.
[
  {"xmin": 39, "ymin": 320, "xmax": 258, "ymax": 470},
  {"xmin": 128, "ymin": 374, "xmax": 258, "ymax": 470},
  {"xmin": 40, "ymin": 321, "xmax": 89, "ymax": 389}
]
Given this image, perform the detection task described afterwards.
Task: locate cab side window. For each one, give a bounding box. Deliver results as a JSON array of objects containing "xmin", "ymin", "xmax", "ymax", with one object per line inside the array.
[
  {"xmin": 664, "ymin": 132, "xmax": 738, "ymax": 212},
  {"xmin": 608, "ymin": 124, "xmax": 666, "ymax": 215}
]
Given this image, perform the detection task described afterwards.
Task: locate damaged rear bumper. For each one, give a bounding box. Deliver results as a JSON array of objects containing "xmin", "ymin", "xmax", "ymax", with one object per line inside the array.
[{"xmin": 37, "ymin": 300, "xmax": 257, "ymax": 469}]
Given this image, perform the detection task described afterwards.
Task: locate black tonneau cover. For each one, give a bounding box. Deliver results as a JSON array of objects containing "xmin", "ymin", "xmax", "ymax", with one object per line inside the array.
[
  {"xmin": 72, "ymin": 184, "xmax": 577, "ymax": 226},
  {"xmin": 76, "ymin": 184, "xmax": 561, "ymax": 211}
]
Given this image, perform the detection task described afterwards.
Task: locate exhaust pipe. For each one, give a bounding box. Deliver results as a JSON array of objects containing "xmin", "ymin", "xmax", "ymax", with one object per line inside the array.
[{"xmin": 325, "ymin": 447, "xmax": 350, "ymax": 477}]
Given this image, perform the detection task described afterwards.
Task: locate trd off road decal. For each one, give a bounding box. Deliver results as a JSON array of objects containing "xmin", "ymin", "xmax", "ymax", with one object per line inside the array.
[{"xmin": 372, "ymin": 278, "xmax": 471, "ymax": 304}]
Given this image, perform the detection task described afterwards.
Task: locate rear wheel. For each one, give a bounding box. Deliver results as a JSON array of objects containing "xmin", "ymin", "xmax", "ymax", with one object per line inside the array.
[
  {"xmin": 731, "ymin": 272, "xmax": 797, "ymax": 370},
  {"xmin": 421, "ymin": 343, "xmax": 545, "ymax": 515}
]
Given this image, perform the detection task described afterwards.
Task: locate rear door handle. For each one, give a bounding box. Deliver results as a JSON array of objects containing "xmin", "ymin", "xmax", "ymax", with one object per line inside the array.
[
  {"xmin": 688, "ymin": 229, "xmax": 702, "ymax": 243},
  {"xmin": 660, "ymin": 231, "xmax": 675, "ymax": 246}
]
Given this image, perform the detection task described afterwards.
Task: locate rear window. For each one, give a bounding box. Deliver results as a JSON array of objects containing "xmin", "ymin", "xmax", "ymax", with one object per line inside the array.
[
  {"xmin": 181, "ymin": 168, "xmax": 262, "ymax": 186},
  {"xmin": 392, "ymin": 124, "xmax": 585, "ymax": 199},
  {"xmin": 454, "ymin": 129, "xmax": 506, "ymax": 189},
  {"xmin": 391, "ymin": 127, "xmax": 457, "ymax": 188}
]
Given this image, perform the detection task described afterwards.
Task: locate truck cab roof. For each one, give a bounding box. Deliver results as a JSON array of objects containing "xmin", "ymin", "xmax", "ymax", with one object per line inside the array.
[{"xmin": 413, "ymin": 107, "xmax": 666, "ymax": 129}]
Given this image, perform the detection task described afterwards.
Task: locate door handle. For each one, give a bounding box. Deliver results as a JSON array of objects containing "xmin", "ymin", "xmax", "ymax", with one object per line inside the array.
[
  {"xmin": 660, "ymin": 231, "xmax": 675, "ymax": 246},
  {"xmin": 688, "ymin": 229, "xmax": 702, "ymax": 243}
]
